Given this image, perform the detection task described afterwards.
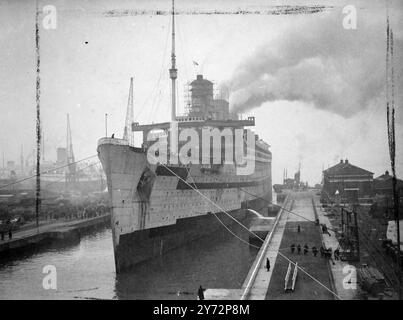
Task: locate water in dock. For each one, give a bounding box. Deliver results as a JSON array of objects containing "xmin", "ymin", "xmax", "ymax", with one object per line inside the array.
[{"xmin": 0, "ymin": 216, "xmax": 259, "ymax": 300}]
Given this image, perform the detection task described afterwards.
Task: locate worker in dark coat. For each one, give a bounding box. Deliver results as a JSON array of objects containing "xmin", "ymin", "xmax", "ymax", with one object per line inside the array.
[
  {"xmin": 326, "ymin": 247, "xmax": 335, "ymax": 265},
  {"xmin": 322, "ymin": 224, "xmax": 331, "ymax": 236},
  {"xmin": 327, "ymin": 247, "xmax": 332, "ymax": 258},
  {"xmin": 334, "ymin": 248, "xmax": 340, "ymax": 260},
  {"xmin": 6, "ymin": 220, "xmax": 12, "ymax": 239},
  {"xmin": 198, "ymin": 285, "xmax": 205, "ymax": 300},
  {"xmin": 266, "ymin": 258, "xmax": 271, "ymax": 272},
  {"xmin": 290, "ymin": 243, "xmax": 296, "ymax": 253},
  {"xmin": 297, "ymin": 244, "xmax": 301, "ymax": 254},
  {"xmin": 303, "ymin": 244, "xmax": 309, "ymax": 255},
  {"xmin": 312, "ymin": 246, "xmax": 318, "ymax": 257}
]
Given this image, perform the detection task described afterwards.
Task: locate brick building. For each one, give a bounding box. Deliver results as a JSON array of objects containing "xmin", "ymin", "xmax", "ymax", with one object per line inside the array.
[
  {"xmin": 373, "ymin": 170, "xmax": 403, "ymax": 197},
  {"xmin": 323, "ymin": 159, "xmax": 373, "ymax": 202}
]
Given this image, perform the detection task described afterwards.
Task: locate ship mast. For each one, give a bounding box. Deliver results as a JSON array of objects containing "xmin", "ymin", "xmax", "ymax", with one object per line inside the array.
[{"xmin": 169, "ymin": 0, "xmax": 177, "ymax": 121}]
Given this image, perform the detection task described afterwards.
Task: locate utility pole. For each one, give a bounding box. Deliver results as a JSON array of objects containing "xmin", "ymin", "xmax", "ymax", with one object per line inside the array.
[
  {"xmin": 42, "ymin": 126, "xmax": 45, "ymax": 162},
  {"xmin": 386, "ymin": 10, "xmax": 401, "ymax": 299},
  {"xmin": 35, "ymin": 0, "xmax": 41, "ymax": 229}
]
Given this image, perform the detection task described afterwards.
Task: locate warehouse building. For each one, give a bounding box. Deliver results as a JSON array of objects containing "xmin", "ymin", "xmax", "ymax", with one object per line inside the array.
[{"xmin": 322, "ymin": 159, "xmax": 373, "ymax": 203}]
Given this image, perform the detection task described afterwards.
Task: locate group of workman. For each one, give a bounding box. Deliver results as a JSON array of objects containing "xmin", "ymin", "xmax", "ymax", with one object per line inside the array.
[
  {"xmin": 43, "ymin": 203, "xmax": 109, "ymax": 221},
  {"xmin": 289, "ymin": 243, "xmax": 341, "ymax": 261}
]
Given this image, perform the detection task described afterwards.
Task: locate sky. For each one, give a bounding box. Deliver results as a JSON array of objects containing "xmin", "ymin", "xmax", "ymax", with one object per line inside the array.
[{"xmin": 0, "ymin": 0, "xmax": 402, "ymax": 185}]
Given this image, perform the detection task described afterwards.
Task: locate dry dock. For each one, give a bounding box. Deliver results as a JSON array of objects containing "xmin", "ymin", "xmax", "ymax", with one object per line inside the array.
[
  {"xmin": 206, "ymin": 190, "xmax": 357, "ymax": 300},
  {"xmin": 0, "ymin": 214, "xmax": 110, "ymax": 254},
  {"xmin": 262, "ymin": 191, "xmax": 335, "ymax": 299}
]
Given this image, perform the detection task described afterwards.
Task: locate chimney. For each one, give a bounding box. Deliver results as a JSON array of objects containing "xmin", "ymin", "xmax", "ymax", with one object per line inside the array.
[
  {"xmin": 345, "ymin": 159, "xmax": 349, "ymax": 164},
  {"xmin": 385, "ymin": 170, "xmax": 389, "ymax": 176},
  {"xmin": 340, "ymin": 159, "xmax": 344, "ymax": 164}
]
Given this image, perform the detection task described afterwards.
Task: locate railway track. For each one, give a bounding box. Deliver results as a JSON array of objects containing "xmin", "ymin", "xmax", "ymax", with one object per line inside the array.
[{"xmin": 356, "ymin": 207, "xmax": 400, "ymax": 295}]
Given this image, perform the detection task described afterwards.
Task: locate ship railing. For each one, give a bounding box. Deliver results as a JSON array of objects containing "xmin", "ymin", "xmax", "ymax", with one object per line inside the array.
[
  {"xmin": 97, "ymin": 137, "xmax": 129, "ymax": 147},
  {"xmin": 175, "ymin": 116, "xmax": 205, "ymax": 122}
]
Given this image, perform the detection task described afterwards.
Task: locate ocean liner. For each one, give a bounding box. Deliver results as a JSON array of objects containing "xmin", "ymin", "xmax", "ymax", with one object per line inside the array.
[{"xmin": 97, "ymin": 0, "xmax": 272, "ymax": 272}]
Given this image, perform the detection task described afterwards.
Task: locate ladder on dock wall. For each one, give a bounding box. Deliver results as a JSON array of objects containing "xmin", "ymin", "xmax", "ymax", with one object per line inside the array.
[{"xmin": 284, "ymin": 262, "xmax": 298, "ymax": 292}]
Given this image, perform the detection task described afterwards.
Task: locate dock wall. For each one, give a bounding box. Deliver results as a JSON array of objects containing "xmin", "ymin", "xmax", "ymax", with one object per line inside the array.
[{"xmin": 0, "ymin": 214, "xmax": 110, "ymax": 254}]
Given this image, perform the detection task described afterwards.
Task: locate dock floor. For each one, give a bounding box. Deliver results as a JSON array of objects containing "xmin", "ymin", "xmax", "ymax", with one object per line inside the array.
[
  {"xmin": 265, "ymin": 192, "xmax": 334, "ymax": 299},
  {"xmin": 198, "ymin": 191, "xmax": 358, "ymax": 300},
  {"xmin": 240, "ymin": 191, "xmax": 349, "ymax": 300}
]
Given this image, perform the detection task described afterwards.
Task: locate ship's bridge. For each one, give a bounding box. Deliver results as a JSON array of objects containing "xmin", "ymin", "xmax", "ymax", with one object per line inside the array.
[{"xmin": 131, "ymin": 117, "xmax": 255, "ymax": 132}]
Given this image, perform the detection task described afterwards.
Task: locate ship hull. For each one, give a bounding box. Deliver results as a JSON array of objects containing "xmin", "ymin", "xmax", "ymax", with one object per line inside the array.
[{"xmin": 114, "ymin": 194, "xmax": 269, "ymax": 272}]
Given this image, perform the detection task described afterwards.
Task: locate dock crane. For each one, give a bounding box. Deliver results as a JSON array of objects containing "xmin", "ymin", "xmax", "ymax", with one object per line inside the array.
[
  {"xmin": 66, "ymin": 114, "xmax": 77, "ymax": 185},
  {"xmin": 25, "ymin": 148, "xmax": 36, "ymax": 175},
  {"xmin": 123, "ymin": 77, "xmax": 134, "ymax": 145}
]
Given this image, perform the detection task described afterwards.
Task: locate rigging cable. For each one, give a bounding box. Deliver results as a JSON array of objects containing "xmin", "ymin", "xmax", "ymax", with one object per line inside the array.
[
  {"xmin": 149, "ymin": 156, "xmax": 341, "ymax": 299},
  {"xmin": 146, "ymin": 14, "xmax": 173, "ymax": 123},
  {"xmin": 187, "ymin": 168, "xmax": 262, "ymax": 249},
  {"xmin": 134, "ymin": 14, "xmax": 171, "ymax": 122}
]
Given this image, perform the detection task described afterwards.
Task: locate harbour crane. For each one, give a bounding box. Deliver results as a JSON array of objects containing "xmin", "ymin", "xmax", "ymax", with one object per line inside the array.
[
  {"xmin": 123, "ymin": 77, "xmax": 134, "ymax": 145},
  {"xmin": 66, "ymin": 114, "xmax": 77, "ymax": 184}
]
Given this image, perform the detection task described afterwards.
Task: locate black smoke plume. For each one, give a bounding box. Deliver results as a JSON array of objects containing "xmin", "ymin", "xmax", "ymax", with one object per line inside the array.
[{"xmin": 226, "ymin": 12, "xmax": 403, "ymax": 120}]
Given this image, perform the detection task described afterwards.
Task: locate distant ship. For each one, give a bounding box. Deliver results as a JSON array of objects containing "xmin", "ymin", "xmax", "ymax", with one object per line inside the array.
[
  {"xmin": 1, "ymin": 113, "xmax": 105, "ymax": 196},
  {"xmin": 0, "ymin": 173, "xmax": 105, "ymax": 200},
  {"xmin": 97, "ymin": 0, "xmax": 272, "ymax": 272}
]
